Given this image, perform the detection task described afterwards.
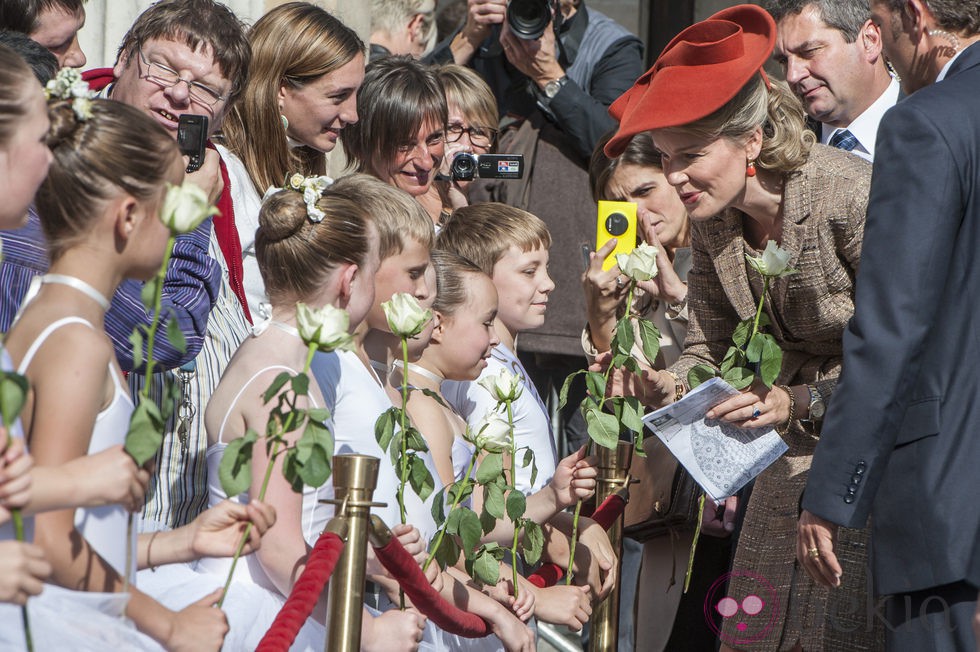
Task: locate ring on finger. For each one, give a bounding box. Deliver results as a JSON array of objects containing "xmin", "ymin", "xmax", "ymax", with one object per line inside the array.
[
  {"xmin": 615, "ymin": 275, "xmax": 627, "ymax": 289},
  {"xmin": 751, "ymin": 406, "xmax": 762, "ymax": 419},
  {"xmin": 807, "ymin": 547, "xmax": 820, "ymax": 559}
]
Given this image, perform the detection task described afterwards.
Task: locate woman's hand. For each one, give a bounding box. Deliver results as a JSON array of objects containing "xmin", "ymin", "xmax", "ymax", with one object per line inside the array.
[
  {"xmin": 548, "ymin": 446, "xmax": 597, "ymax": 508},
  {"xmin": 0, "ymin": 436, "xmax": 32, "ymax": 520},
  {"xmin": 532, "ymin": 584, "xmax": 592, "ymax": 630},
  {"xmin": 163, "ymin": 588, "xmax": 229, "ymax": 652},
  {"xmin": 67, "ymin": 444, "xmax": 150, "ymax": 512},
  {"xmin": 582, "ymin": 239, "xmax": 630, "ymax": 355},
  {"xmin": 188, "ymin": 499, "xmax": 277, "ymax": 559},
  {"xmin": 0, "ymin": 541, "xmax": 50, "ymax": 605},
  {"xmin": 700, "ymin": 496, "xmax": 738, "ymax": 538},
  {"xmin": 705, "ymin": 380, "xmax": 792, "ymax": 430},
  {"xmin": 635, "ymin": 223, "xmax": 687, "ymax": 305},
  {"xmin": 574, "ymin": 516, "xmax": 618, "ymax": 601},
  {"xmin": 362, "ymin": 608, "xmax": 427, "ymax": 652}
]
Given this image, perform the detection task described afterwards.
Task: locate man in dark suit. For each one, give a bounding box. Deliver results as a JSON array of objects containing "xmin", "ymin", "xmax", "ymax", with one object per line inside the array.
[{"xmin": 797, "ymin": 0, "xmax": 980, "ymax": 649}]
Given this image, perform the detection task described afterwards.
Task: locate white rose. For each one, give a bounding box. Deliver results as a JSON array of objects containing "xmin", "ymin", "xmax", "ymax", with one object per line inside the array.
[
  {"xmin": 295, "ymin": 302, "xmax": 355, "ymax": 352},
  {"xmin": 478, "ymin": 370, "xmax": 523, "ymax": 403},
  {"xmin": 746, "ymin": 241, "xmax": 797, "ymax": 279},
  {"xmin": 288, "ymin": 173, "xmax": 306, "ymax": 190},
  {"xmin": 382, "ymin": 292, "xmax": 432, "ymax": 338},
  {"xmin": 616, "ymin": 242, "xmax": 659, "ymax": 282},
  {"xmin": 470, "ymin": 410, "xmax": 512, "ymax": 453},
  {"xmin": 159, "ymin": 182, "xmax": 219, "ymax": 234}
]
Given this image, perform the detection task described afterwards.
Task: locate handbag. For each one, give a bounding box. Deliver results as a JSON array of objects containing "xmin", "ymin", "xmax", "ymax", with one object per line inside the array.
[{"xmin": 623, "ymin": 432, "xmax": 702, "ymax": 541}]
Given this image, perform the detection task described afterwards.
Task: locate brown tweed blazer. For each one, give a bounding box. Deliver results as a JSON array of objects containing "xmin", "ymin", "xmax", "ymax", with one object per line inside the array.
[{"xmin": 670, "ymin": 145, "xmax": 872, "ymax": 408}]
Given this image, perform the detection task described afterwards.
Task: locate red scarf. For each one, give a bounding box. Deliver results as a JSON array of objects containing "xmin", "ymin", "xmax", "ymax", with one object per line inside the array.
[{"xmin": 81, "ymin": 68, "xmax": 252, "ymax": 324}]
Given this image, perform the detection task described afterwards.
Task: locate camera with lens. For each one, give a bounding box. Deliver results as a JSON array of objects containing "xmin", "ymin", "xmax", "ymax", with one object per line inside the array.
[
  {"xmin": 449, "ymin": 153, "xmax": 525, "ymax": 181},
  {"xmin": 507, "ymin": 0, "xmax": 557, "ymax": 40}
]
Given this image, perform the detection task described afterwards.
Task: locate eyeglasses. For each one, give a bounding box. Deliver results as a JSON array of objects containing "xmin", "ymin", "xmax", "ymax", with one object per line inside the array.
[
  {"xmin": 137, "ymin": 45, "xmax": 227, "ymax": 108},
  {"xmin": 445, "ymin": 124, "xmax": 497, "ymax": 149}
]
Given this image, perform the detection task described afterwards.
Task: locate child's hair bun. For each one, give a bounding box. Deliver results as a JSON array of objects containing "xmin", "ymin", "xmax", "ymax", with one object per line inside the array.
[{"xmin": 258, "ymin": 190, "xmax": 308, "ymax": 243}]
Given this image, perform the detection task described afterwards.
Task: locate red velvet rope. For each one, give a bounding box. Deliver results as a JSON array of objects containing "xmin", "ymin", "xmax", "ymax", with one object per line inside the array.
[
  {"xmin": 256, "ymin": 531, "xmax": 345, "ymax": 652},
  {"xmin": 527, "ymin": 493, "xmax": 627, "ymax": 588},
  {"xmin": 372, "ymin": 536, "xmax": 493, "ymax": 637}
]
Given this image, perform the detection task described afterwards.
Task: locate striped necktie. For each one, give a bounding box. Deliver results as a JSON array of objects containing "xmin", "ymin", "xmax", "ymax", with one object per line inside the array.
[{"xmin": 829, "ymin": 129, "xmax": 859, "ymax": 152}]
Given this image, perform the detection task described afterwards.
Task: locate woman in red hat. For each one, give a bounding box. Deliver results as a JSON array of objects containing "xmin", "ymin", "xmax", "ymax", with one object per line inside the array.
[{"xmin": 599, "ymin": 5, "xmax": 883, "ymax": 650}]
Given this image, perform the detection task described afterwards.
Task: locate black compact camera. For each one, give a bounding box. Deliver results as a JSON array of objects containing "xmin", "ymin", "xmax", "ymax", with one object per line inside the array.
[
  {"xmin": 176, "ymin": 114, "xmax": 208, "ymax": 173},
  {"xmin": 450, "ymin": 153, "xmax": 525, "ymax": 181},
  {"xmin": 507, "ymin": 0, "xmax": 557, "ymax": 40}
]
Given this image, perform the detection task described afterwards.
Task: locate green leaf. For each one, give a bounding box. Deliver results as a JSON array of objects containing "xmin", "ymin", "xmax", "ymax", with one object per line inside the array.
[
  {"xmin": 218, "ymin": 436, "xmax": 254, "ymax": 497},
  {"xmin": 584, "ymin": 371, "xmax": 606, "ymax": 403},
  {"xmin": 611, "ymin": 352, "xmax": 630, "ymax": 369},
  {"xmin": 476, "ymin": 452, "xmax": 503, "ymax": 485},
  {"xmin": 166, "ymin": 316, "xmax": 186, "ymax": 355},
  {"xmin": 140, "ymin": 276, "xmax": 160, "ymax": 310},
  {"xmin": 408, "ymin": 454, "xmax": 435, "ymax": 502},
  {"xmin": 745, "ymin": 332, "xmax": 765, "ymax": 364},
  {"xmin": 758, "ymin": 334, "xmax": 783, "ymax": 388},
  {"xmin": 290, "ymin": 372, "xmax": 309, "ymax": 397},
  {"xmin": 619, "ymin": 396, "xmax": 645, "ymax": 435},
  {"xmin": 433, "ymin": 534, "xmax": 460, "ymax": 569},
  {"xmin": 558, "ymin": 370, "xmax": 587, "ymax": 409},
  {"xmin": 458, "ymin": 508, "xmax": 482, "ymax": 554},
  {"xmin": 584, "ymin": 406, "xmax": 620, "ymax": 449},
  {"xmin": 527, "ymin": 450, "xmax": 538, "ymax": 488},
  {"xmin": 506, "ymin": 490, "xmax": 526, "ymax": 522},
  {"xmin": 0, "ymin": 372, "xmax": 28, "ymax": 429},
  {"xmin": 124, "ymin": 396, "xmax": 165, "ymax": 466},
  {"xmin": 447, "ymin": 480, "xmax": 473, "ymax": 507},
  {"xmin": 374, "ymin": 407, "xmax": 398, "ymax": 453},
  {"xmin": 128, "ymin": 328, "xmax": 144, "ymax": 369},
  {"xmin": 483, "ymin": 481, "xmax": 505, "ymax": 520},
  {"xmin": 687, "ymin": 364, "xmax": 717, "ymax": 389},
  {"xmin": 521, "ymin": 521, "xmax": 544, "ymax": 565},
  {"xmin": 613, "ymin": 317, "xmax": 635, "ymax": 358},
  {"xmin": 430, "ymin": 487, "xmax": 448, "ymax": 525},
  {"xmin": 281, "ymin": 447, "xmax": 304, "ymax": 493},
  {"xmin": 757, "ymin": 312, "xmax": 771, "ymax": 330},
  {"xmin": 418, "ymin": 387, "xmax": 450, "ymax": 409},
  {"xmin": 263, "ymin": 372, "xmax": 293, "ymax": 404},
  {"xmin": 472, "ymin": 547, "xmax": 501, "ymax": 585},
  {"xmin": 521, "ymin": 447, "xmax": 534, "ymax": 470},
  {"xmin": 636, "ymin": 318, "xmax": 661, "ymax": 367},
  {"xmin": 297, "ymin": 443, "xmax": 331, "ymax": 488},
  {"xmin": 720, "ymin": 346, "xmax": 745, "ymax": 375},
  {"xmin": 404, "ymin": 427, "xmax": 429, "ymax": 453},
  {"xmin": 633, "ymin": 429, "xmax": 647, "ymax": 457},
  {"xmin": 721, "ymin": 366, "xmax": 755, "ymax": 390},
  {"xmin": 306, "ymin": 407, "xmax": 332, "ymax": 423},
  {"xmin": 480, "ymin": 502, "xmax": 497, "ymax": 535},
  {"xmin": 732, "ymin": 319, "xmax": 752, "ymax": 348}
]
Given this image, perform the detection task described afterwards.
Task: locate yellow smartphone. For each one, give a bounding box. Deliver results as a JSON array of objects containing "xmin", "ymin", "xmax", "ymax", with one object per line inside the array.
[{"xmin": 596, "ymin": 200, "xmax": 637, "ymax": 270}]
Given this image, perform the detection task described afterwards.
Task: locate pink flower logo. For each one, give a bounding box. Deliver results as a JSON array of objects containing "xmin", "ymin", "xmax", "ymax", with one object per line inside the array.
[{"xmin": 704, "ymin": 570, "xmax": 780, "ymax": 646}]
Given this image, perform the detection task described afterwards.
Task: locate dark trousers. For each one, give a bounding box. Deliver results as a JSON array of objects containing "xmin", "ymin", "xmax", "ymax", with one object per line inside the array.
[{"xmin": 883, "ymin": 581, "xmax": 977, "ymax": 652}]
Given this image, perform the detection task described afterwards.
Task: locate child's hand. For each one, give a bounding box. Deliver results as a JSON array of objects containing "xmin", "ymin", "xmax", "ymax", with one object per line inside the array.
[
  {"xmin": 163, "ymin": 588, "xmax": 229, "ymax": 652},
  {"xmin": 68, "ymin": 444, "xmax": 150, "ymax": 512},
  {"xmin": 362, "ymin": 608, "xmax": 427, "ymax": 652},
  {"xmin": 0, "ymin": 541, "xmax": 50, "ymax": 605},
  {"xmin": 188, "ymin": 499, "xmax": 277, "ymax": 559},
  {"xmin": 532, "ymin": 584, "xmax": 592, "ymax": 630},
  {"xmin": 0, "ymin": 436, "xmax": 33, "ymax": 519},
  {"xmin": 548, "ymin": 445, "xmax": 597, "ymax": 508},
  {"xmin": 495, "ymin": 573, "xmax": 535, "ymax": 622},
  {"xmin": 574, "ymin": 516, "xmax": 618, "ymax": 601},
  {"xmin": 489, "ymin": 608, "xmax": 536, "ymax": 652},
  {"xmin": 392, "ymin": 523, "xmax": 428, "ymax": 567}
]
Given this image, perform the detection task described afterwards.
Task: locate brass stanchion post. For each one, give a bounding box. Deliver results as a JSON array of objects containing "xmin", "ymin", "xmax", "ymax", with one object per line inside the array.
[
  {"xmin": 324, "ymin": 454, "xmax": 382, "ymax": 652},
  {"xmin": 587, "ymin": 441, "xmax": 633, "ymax": 652}
]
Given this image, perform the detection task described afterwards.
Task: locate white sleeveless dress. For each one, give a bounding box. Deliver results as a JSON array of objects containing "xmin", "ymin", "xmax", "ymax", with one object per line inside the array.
[
  {"xmin": 139, "ymin": 364, "xmax": 329, "ymax": 651},
  {"xmin": 0, "ymin": 319, "xmax": 160, "ymax": 651}
]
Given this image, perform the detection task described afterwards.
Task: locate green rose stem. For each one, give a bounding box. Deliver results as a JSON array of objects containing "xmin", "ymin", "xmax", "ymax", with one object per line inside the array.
[
  {"xmin": 6, "ymin": 433, "xmax": 32, "ymax": 652},
  {"xmin": 217, "ymin": 342, "xmax": 318, "ymax": 608},
  {"xmin": 422, "ymin": 448, "xmax": 479, "ymax": 572},
  {"xmin": 566, "ymin": 283, "xmax": 634, "ymax": 585},
  {"xmin": 749, "ymin": 277, "xmax": 771, "ymax": 346},
  {"xmin": 503, "ymin": 399, "xmax": 523, "ymax": 599},
  {"xmin": 396, "ymin": 335, "xmax": 411, "ymax": 609},
  {"xmin": 123, "ymin": 234, "xmax": 175, "ymax": 595}
]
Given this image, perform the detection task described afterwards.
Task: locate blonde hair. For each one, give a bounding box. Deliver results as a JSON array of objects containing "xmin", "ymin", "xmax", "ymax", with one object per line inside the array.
[
  {"xmin": 327, "ymin": 174, "xmax": 433, "ymax": 259},
  {"xmin": 255, "ymin": 185, "xmax": 374, "ymax": 305},
  {"xmin": 38, "ymin": 99, "xmax": 180, "ymax": 261},
  {"xmin": 437, "ymin": 203, "xmax": 550, "ymax": 276},
  {"xmin": 220, "ymin": 2, "xmax": 364, "ymax": 194},
  {"xmin": 0, "ymin": 43, "xmax": 37, "ymax": 148},
  {"xmin": 664, "ymin": 75, "xmax": 815, "ymax": 174},
  {"xmin": 430, "ymin": 249, "xmax": 486, "ymax": 316},
  {"xmin": 436, "ymin": 64, "xmax": 497, "ymax": 144}
]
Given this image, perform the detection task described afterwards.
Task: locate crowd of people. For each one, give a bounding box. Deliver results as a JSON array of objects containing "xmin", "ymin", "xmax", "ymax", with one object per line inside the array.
[{"xmin": 0, "ymin": 0, "xmax": 978, "ymax": 651}]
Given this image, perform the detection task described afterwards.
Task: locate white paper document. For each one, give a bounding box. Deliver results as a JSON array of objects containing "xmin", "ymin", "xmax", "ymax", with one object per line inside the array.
[{"xmin": 641, "ymin": 377, "xmax": 788, "ymax": 501}]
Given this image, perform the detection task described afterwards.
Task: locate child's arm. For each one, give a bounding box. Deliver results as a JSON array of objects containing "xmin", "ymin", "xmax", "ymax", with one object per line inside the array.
[
  {"xmin": 443, "ymin": 567, "xmax": 536, "ymax": 651},
  {"xmin": 25, "ymin": 445, "xmax": 149, "ymax": 514},
  {"xmin": 542, "ymin": 513, "xmax": 617, "ymax": 601}
]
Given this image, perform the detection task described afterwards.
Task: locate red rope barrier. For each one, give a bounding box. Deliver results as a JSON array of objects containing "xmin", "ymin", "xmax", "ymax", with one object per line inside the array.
[
  {"xmin": 372, "ymin": 536, "xmax": 492, "ymax": 637},
  {"xmin": 256, "ymin": 531, "xmax": 345, "ymax": 652},
  {"xmin": 527, "ymin": 493, "xmax": 627, "ymax": 588}
]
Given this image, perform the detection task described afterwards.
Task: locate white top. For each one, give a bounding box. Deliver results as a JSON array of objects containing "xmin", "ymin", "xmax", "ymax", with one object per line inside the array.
[
  {"xmin": 17, "ymin": 318, "xmax": 135, "ymax": 578},
  {"xmin": 215, "ymin": 143, "xmax": 268, "ymax": 319},
  {"xmin": 442, "ymin": 344, "xmax": 557, "ymax": 495},
  {"xmin": 820, "ymin": 77, "xmax": 901, "ymax": 162},
  {"xmin": 312, "ymin": 349, "xmax": 437, "ymax": 543}
]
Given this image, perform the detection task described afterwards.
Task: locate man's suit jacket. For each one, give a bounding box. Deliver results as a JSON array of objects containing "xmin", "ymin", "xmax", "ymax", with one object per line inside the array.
[{"xmin": 803, "ymin": 42, "xmax": 980, "ymax": 596}]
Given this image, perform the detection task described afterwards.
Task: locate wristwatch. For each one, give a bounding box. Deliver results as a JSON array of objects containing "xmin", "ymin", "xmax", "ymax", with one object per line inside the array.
[
  {"xmin": 542, "ymin": 75, "xmax": 568, "ymax": 99},
  {"xmin": 804, "ymin": 384, "xmax": 825, "ymax": 421}
]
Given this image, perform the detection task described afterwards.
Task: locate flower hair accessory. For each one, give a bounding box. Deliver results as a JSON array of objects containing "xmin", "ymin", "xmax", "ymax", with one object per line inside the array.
[
  {"xmin": 44, "ymin": 67, "xmax": 97, "ymax": 121},
  {"xmin": 262, "ymin": 173, "xmax": 334, "ymax": 223}
]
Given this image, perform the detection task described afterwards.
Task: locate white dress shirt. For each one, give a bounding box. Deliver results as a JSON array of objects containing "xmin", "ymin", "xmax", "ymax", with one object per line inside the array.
[{"xmin": 821, "ymin": 77, "xmax": 901, "ymax": 162}]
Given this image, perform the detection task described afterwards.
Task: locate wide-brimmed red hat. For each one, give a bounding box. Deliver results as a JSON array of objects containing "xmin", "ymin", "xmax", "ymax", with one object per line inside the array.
[{"xmin": 604, "ymin": 4, "xmax": 775, "ymax": 158}]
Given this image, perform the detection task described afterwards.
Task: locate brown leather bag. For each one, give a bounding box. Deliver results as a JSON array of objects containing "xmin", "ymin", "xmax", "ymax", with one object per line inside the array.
[{"xmin": 624, "ymin": 432, "xmax": 701, "ymax": 541}]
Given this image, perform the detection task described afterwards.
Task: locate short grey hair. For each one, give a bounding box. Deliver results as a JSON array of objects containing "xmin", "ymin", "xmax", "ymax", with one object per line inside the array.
[
  {"xmin": 370, "ymin": 0, "xmax": 436, "ymax": 46},
  {"xmin": 762, "ymin": 0, "xmax": 871, "ymax": 42}
]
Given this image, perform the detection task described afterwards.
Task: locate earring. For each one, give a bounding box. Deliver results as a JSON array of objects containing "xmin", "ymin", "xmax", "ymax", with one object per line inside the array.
[
  {"xmin": 280, "ymin": 114, "xmax": 289, "ymax": 130},
  {"xmin": 746, "ymin": 160, "xmax": 757, "ymax": 177}
]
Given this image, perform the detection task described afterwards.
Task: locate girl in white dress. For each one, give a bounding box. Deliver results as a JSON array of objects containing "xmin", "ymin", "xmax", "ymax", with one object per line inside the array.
[{"xmin": 3, "ymin": 94, "xmax": 273, "ymax": 651}]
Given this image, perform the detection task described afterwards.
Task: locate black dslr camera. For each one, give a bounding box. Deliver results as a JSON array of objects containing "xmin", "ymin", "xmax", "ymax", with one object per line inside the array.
[
  {"xmin": 449, "ymin": 153, "xmax": 525, "ymax": 182},
  {"xmin": 507, "ymin": 0, "xmax": 558, "ymax": 40}
]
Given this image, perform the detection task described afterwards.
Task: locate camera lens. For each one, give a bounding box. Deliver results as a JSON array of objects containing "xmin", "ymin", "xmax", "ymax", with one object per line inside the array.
[
  {"xmin": 507, "ymin": 0, "xmax": 552, "ymax": 41},
  {"xmin": 605, "ymin": 212, "xmax": 630, "ymax": 236},
  {"xmin": 450, "ymin": 153, "xmax": 477, "ymax": 181}
]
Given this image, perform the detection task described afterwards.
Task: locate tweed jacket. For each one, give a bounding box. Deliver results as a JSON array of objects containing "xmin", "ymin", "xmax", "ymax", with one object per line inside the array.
[{"xmin": 670, "ymin": 145, "xmax": 872, "ymax": 414}]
